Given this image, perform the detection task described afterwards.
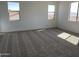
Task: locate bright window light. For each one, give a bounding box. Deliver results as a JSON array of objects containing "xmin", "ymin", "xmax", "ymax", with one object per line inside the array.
[
  {"xmin": 8, "ymin": 2, "xmax": 20, "ymax": 21},
  {"xmin": 48, "ymin": 5, "xmax": 55, "ymax": 20},
  {"xmin": 70, "ymin": 2, "xmax": 78, "ymax": 13},
  {"xmin": 69, "ymin": 2, "xmax": 78, "ymax": 22},
  {"xmin": 48, "ymin": 5, "xmax": 55, "ymax": 13}
]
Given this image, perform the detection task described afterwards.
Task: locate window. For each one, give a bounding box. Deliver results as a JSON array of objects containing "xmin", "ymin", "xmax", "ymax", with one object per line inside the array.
[
  {"xmin": 48, "ymin": 5, "xmax": 55, "ymax": 20},
  {"xmin": 8, "ymin": 2, "xmax": 20, "ymax": 21},
  {"xmin": 69, "ymin": 2, "xmax": 79, "ymax": 22}
]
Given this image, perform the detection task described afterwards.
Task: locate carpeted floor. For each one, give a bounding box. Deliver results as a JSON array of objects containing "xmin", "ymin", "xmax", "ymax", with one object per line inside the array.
[{"xmin": 0, "ymin": 28, "xmax": 79, "ymax": 57}]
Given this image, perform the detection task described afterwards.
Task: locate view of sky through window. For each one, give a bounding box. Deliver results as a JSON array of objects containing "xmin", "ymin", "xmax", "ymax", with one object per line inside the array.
[
  {"xmin": 8, "ymin": 2, "xmax": 20, "ymax": 21},
  {"xmin": 8, "ymin": 2, "xmax": 20, "ymax": 11}
]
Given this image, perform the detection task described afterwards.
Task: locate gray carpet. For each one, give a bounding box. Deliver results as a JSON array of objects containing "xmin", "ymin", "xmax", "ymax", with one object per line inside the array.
[{"xmin": 0, "ymin": 28, "xmax": 79, "ymax": 57}]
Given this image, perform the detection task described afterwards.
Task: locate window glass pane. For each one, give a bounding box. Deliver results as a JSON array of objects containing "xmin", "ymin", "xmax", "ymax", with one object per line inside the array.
[
  {"xmin": 48, "ymin": 5, "xmax": 55, "ymax": 20},
  {"xmin": 69, "ymin": 2, "xmax": 78, "ymax": 21},
  {"xmin": 8, "ymin": 2, "xmax": 20, "ymax": 21},
  {"xmin": 48, "ymin": 5, "xmax": 55, "ymax": 13}
]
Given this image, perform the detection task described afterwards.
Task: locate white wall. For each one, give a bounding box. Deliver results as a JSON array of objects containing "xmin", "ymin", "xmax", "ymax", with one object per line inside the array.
[
  {"xmin": 0, "ymin": 2, "xmax": 2, "ymax": 32},
  {"xmin": 0, "ymin": 1, "xmax": 58, "ymax": 32},
  {"xmin": 1, "ymin": 1, "xmax": 79, "ymax": 34},
  {"xmin": 57, "ymin": 1, "xmax": 79, "ymax": 34}
]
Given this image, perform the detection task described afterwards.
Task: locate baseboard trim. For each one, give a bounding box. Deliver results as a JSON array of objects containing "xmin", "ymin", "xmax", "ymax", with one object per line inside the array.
[{"xmin": 1, "ymin": 27, "xmax": 57, "ymax": 33}]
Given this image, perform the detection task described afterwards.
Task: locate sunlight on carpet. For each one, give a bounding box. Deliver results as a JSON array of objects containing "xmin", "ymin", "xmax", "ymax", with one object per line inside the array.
[{"xmin": 57, "ymin": 32, "xmax": 79, "ymax": 45}]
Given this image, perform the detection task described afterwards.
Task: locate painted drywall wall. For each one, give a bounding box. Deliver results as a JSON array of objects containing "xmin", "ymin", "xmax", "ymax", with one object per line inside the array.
[
  {"xmin": 0, "ymin": 1, "xmax": 58, "ymax": 32},
  {"xmin": 0, "ymin": 2, "xmax": 3, "ymax": 32},
  {"xmin": 57, "ymin": 1, "xmax": 79, "ymax": 34}
]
